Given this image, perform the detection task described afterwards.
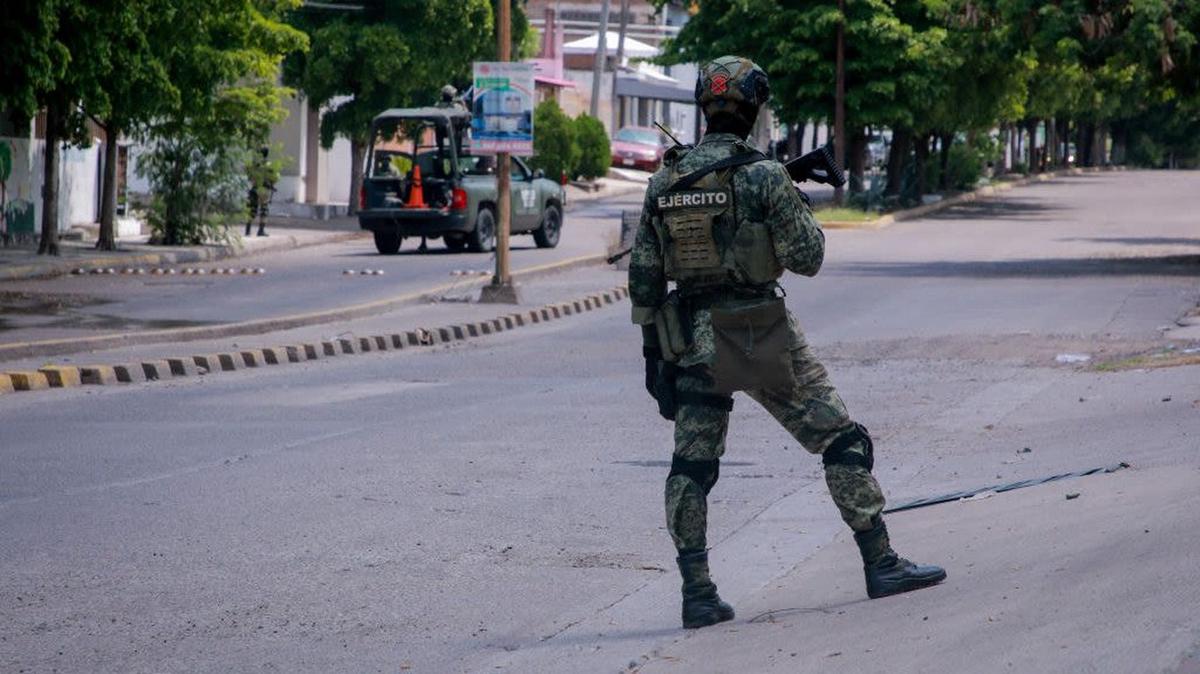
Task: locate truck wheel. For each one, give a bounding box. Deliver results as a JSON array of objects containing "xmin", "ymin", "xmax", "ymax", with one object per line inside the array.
[
  {"xmin": 467, "ymin": 207, "xmax": 496, "ymax": 253},
  {"xmin": 444, "ymin": 234, "xmax": 468, "ymax": 252},
  {"xmin": 374, "ymin": 230, "xmax": 401, "ymax": 255},
  {"xmin": 533, "ymin": 205, "xmax": 562, "ymax": 249}
]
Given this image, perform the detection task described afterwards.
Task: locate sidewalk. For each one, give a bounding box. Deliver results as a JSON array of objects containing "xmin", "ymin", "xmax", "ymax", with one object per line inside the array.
[
  {"xmin": 0, "ymin": 183, "xmax": 642, "ymax": 284},
  {"xmin": 0, "ymin": 225, "xmax": 364, "ymax": 282}
]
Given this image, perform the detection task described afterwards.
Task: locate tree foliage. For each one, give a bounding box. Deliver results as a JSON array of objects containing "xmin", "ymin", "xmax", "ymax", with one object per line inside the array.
[
  {"xmin": 659, "ymin": 0, "xmax": 1200, "ymax": 203},
  {"xmin": 138, "ymin": 0, "xmax": 307, "ymax": 245}
]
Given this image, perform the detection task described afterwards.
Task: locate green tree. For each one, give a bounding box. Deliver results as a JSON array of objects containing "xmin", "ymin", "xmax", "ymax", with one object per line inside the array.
[
  {"xmin": 0, "ymin": 0, "xmax": 95, "ymax": 254},
  {"xmin": 139, "ymin": 0, "xmax": 306, "ymax": 245},
  {"xmin": 79, "ymin": 0, "xmax": 177, "ymax": 250},
  {"xmin": 284, "ymin": 0, "xmax": 520, "ymax": 214}
]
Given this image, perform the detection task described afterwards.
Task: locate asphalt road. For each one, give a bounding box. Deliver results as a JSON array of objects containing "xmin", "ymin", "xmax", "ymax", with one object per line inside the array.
[
  {"xmin": 0, "ymin": 193, "xmax": 637, "ymax": 344},
  {"xmin": 1, "ymin": 171, "xmax": 1199, "ymax": 673}
]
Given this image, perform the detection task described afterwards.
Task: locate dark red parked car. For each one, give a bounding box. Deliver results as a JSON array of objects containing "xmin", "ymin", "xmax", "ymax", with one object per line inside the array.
[{"xmin": 610, "ymin": 126, "xmax": 667, "ymax": 172}]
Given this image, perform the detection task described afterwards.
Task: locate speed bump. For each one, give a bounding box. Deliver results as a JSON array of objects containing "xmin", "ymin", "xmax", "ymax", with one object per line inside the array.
[
  {"xmin": 284, "ymin": 345, "xmax": 309, "ymax": 363},
  {"xmin": 260, "ymin": 347, "xmax": 284, "ymax": 365},
  {"xmin": 39, "ymin": 366, "xmax": 82, "ymax": 388},
  {"xmin": 303, "ymin": 344, "xmax": 323, "ymax": 360},
  {"xmin": 8, "ymin": 371, "xmax": 51, "ymax": 390},
  {"xmin": 167, "ymin": 358, "xmax": 200, "ymax": 377},
  {"xmin": 0, "ymin": 374, "xmax": 14, "ymax": 394},
  {"xmin": 81, "ymin": 366, "xmax": 119, "ymax": 386},
  {"xmin": 113, "ymin": 364, "xmax": 148, "ymax": 383},
  {"xmin": 140, "ymin": 361, "xmax": 172, "ymax": 380},
  {"xmin": 240, "ymin": 350, "xmax": 267, "ymax": 367}
]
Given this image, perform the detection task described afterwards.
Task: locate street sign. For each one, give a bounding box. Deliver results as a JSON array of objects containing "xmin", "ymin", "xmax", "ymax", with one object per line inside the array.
[{"xmin": 471, "ymin": 62, "xmax": 534, "ymax": 155}]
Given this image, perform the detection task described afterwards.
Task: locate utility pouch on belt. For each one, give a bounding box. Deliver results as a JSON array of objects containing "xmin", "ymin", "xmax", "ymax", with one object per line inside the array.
[
  {"xmin": 708, "ymin": 298, "xmax": 795, "ymax": 393},
  {"xmin": 653, "ymin": 293, "xmax": 691, "ymax": 362}
]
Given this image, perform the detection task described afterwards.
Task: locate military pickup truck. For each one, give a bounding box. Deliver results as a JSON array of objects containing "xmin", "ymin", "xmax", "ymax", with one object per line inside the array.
[{"xmin": 358, "ymin": 107, "xmax": 566, "ymax": 255}]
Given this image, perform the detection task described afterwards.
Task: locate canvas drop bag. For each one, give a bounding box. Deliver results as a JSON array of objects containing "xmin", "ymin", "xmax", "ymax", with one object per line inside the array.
[{"xmin": 708, "ymin": 298, "xmax": 795, "ymax": 393}]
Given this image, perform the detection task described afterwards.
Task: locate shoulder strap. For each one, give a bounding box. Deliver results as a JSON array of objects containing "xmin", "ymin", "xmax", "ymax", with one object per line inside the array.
[{"xmin": 668, "ymin": 151, "xmax": 767, "ymax": 192}]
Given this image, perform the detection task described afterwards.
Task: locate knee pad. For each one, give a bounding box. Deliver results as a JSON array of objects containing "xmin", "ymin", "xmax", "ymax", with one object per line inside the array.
[
  {"xmin": 821, "ymin": 422, "xmax": 874, "ymax": 471},
  {"xmin": 668, "ymin": 455, "xmax": 720, "ymax": 495}
]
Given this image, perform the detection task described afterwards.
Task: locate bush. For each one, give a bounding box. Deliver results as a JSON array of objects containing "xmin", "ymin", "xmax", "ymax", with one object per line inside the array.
[
  {"xmin": 530, "ymin": 100, "xmax": 578, "ymax": 181},
  {"xmin": 138, "ymin": 136, "xmax": 248, "ymax": 245},
  {"xmin": 942, "ymin": 134, "xmax": 1001, "ymax": 191},
  {"xmin": 573, "ymin": 114, "xmax": 611, "ymax": 180}
]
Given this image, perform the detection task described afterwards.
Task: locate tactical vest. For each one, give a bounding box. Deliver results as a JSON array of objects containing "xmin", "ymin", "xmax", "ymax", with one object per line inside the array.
[{"xmin": 655, "ymin": 152, "xmax": 783, "ymax": 289}]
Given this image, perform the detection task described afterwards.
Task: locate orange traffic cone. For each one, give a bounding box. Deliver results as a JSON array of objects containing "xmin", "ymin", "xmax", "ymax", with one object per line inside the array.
[{"xmin": 405, "ymin": 165, "xmax": 426, "ymax": 208}]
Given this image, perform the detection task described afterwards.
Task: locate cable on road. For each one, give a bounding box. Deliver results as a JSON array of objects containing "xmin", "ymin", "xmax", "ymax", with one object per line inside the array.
[{"xmin": 883, "ymin": 462, "xmax": 1130, "ymax": 514}]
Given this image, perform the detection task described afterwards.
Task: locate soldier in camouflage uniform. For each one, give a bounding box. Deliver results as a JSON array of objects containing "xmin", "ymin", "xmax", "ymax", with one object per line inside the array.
[{"xmin": 629, "ymin": 56, "xmax": 946, "ymax": 630}]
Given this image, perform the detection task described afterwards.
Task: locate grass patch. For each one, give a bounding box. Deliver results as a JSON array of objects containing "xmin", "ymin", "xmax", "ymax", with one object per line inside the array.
[
  {"xmin": 813, "ymin": 207, "xmax": 878, "ymax": 222},
  {"xmin": 1091, "ymin": 350, "xmax": 1200, "ymax": 372}
]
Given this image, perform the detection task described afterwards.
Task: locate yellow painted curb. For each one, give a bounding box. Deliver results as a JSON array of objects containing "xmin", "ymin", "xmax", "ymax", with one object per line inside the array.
[
  {"xmin": 39, "ymin": 365, "xmax": 82, "ymax": 388},
  {"xmin": 80, "ymin": 365, "xmax": 119, "ymax": 385},
  {"xmin": 8, "ymin": 371, "xmax": 51, "ymax": 391}
]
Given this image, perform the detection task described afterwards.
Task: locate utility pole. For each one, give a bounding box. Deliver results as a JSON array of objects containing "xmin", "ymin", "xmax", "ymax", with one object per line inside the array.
[
  {"xmin": 610, "ymin": 0, "xmax": 630, "ymax": 131},
  {"xmin": 834, "ymin": 0, "xmax": 846, "ymax": 206},
  {"xmin": 481, "ymin": 0, "xmax": 519, "ymax": 303},
  {"xmin": 590, "ymin": 0, "xmax": 612, "ymax": 119}
]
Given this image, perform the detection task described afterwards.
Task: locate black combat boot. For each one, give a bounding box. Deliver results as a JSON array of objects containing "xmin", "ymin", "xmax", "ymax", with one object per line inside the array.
[
  {"xmin": 854, "ymin": 516, "xmax": 946, "ymax": 599},
  {"xmin": 676, "ymin": 550, "xmax": 735, "ymax": 629}
]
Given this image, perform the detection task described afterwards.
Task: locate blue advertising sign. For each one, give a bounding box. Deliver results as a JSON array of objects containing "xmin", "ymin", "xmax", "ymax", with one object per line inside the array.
[{"xmin": 471, "ymin": 62, "xmax": 534, "ymax": 155}]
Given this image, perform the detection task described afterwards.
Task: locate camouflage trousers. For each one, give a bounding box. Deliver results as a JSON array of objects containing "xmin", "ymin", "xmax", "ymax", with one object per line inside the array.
[{"xmin": 665, "ymin": 328, "xmax": 886, "ymax": 553}]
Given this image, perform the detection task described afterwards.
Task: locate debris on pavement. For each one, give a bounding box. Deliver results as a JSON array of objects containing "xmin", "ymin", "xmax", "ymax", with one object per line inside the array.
[
  {"xmin": 1065, "ymin": 493, "xmax": 1081, "ymax": 500},
  {"xmin": 1055, "ymin": 353, "xmax": 1092, "ymax": 364}
]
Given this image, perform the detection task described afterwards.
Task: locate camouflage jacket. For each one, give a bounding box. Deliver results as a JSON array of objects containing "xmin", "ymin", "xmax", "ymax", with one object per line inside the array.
[{"xmin": 629, "ymin": 132, "xmax": 825, "ymax": 367}]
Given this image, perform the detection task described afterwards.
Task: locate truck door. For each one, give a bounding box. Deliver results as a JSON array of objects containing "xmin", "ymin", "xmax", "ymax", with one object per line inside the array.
[{"xmin": 510, "ymin": 157, "xmax": 539, "ymax": 231}]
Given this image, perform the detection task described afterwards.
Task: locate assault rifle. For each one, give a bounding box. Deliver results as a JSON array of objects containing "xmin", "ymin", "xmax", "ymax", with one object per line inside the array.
[
  {"xmin": 606, "ymin": 142, "xmax": 847, "ymax": 265},
  {"xmin": 784, "ymin": 145, "xmax": 847, "ymax": 188}
]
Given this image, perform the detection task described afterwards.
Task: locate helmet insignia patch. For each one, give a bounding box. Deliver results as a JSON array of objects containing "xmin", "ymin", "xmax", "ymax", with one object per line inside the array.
[{"xmin": 710, "ymin": 74, "xmax": 729, "ymax": 95}]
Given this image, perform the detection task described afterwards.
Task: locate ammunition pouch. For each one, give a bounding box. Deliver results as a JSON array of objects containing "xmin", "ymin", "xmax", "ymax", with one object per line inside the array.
[
  {"xmin": 708, "ymin": 298, "xmax": 796, "ymax": 394},
  {"xmin": 653, "ymin": 292, "xmax": 692, "ymax": 362}
]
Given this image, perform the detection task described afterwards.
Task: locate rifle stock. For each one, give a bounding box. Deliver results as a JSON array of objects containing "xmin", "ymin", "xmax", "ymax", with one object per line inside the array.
[{"xmin": 784, "ymin": 146, "xmax": 847, "ymax": 187}]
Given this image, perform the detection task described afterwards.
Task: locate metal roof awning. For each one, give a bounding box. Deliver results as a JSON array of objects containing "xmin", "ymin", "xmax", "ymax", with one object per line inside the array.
[
  {"xmin": 535, "ymin": 75, "xmax": 576, "ymax": 89},
  {"xmin": 614, "ymin": 76, "xmax": 695, "ymax": 104},
  {"xmin": 372, "ymin": 107, "xmax": 472, "ymax": 123}
]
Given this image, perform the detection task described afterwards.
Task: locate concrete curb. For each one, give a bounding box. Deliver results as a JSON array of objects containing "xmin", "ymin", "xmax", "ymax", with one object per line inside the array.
[
  {"xmin": 820, "ymin": 165, "xmax": 1127, "ymax": 230},
  {"xmin": 0, "ymin": 230, "xmax": 365, "ymax": 282},
  {"xmin": 564, "ymin": 181, "xmax": 644, "ymax": 213},
  {"xmin": 0, "ymin": 285, "xmax": 631, "ymax": 397},
  {"xmin": 0, "ymin": 252, "xmax": 610, "ymax": 362}
]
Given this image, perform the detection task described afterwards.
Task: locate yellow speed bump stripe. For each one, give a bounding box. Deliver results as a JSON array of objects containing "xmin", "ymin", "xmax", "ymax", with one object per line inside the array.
[
  {"xmin": 39, "ymin": 365, "xmax": 82, "ymax": 388},
  {"xmin": 0, "ymin": 374, "xmax": 15, "ymax": 394},
  {"xmin": 80, "ymin": 366, "xmax": 119, "ymax": 385},
  {"xmin": 8, "ymin": 371, "xmax": 51, "ymax": 391}
]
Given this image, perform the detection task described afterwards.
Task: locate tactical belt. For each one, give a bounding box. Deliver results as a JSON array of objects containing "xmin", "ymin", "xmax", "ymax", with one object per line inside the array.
[
  {"xmin": 668, "ymin": 151, "xmax": 767, "ymax": 192},
  {"xmin": 679, "ymin": 284, "xmax": 780, "ymax": 310}
]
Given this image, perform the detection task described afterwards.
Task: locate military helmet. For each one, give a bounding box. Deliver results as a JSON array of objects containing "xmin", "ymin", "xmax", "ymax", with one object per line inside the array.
[
  {"xmin": 440, "ymin": 84, "xmax": 458, "ymax": 101},
  {"xmin": 695, "ymin": 56, "xmax": 770, "ymax": 122}
]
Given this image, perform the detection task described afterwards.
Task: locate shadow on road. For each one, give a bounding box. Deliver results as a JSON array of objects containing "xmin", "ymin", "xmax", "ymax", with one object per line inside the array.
[
  {"xmin": 1057, "ymin": 237, "xmax": 1200, "ymax": 247},
  {"xmin": 835, "ymin": 255, "xmax": 1200, "ymax": 278},
  {"xmin": 922, "ymin": 198, "xmax": 1063, "ymax": 222}
]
